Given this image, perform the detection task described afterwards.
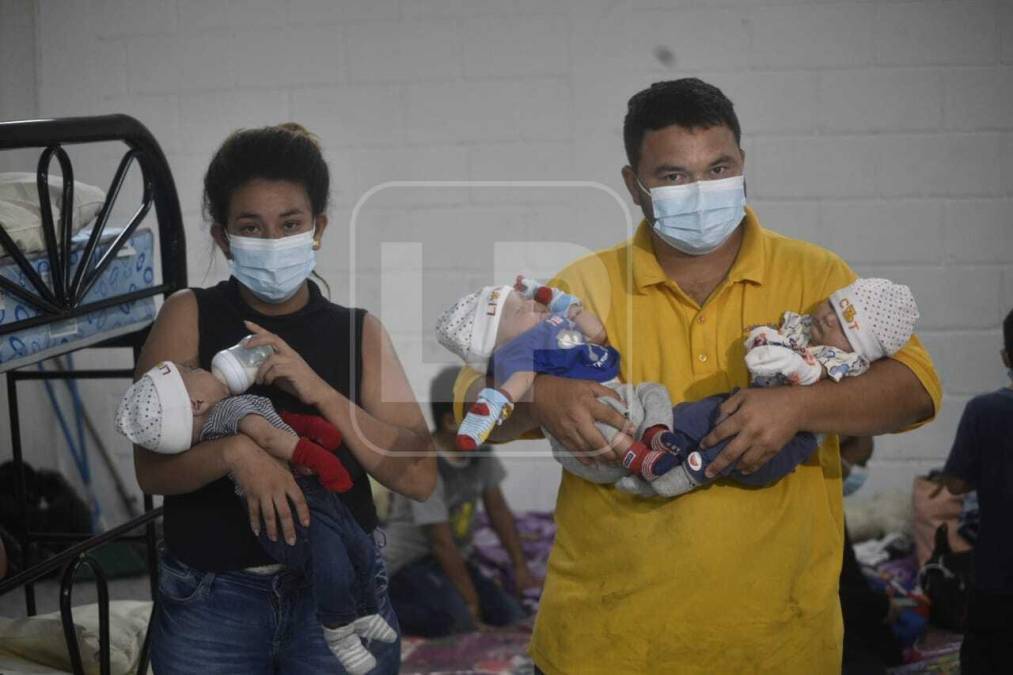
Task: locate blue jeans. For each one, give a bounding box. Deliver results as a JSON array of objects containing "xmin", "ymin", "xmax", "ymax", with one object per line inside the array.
[
  {"xmin": 150, "ymin": 540, "xmax": 400, "ymax": 674},
  {"xmin": 257, "ymin": 476, "xmax": 377, "ymax": 626},
  {"xmin": 387, "ymin": 555, "xmax": 525, "ymax": 637}
]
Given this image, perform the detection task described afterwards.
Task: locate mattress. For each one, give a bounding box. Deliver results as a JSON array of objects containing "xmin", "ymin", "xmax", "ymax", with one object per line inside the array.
[{"xmin": 0, "ymin": 228, "xmax": 157, "ymax": 372}]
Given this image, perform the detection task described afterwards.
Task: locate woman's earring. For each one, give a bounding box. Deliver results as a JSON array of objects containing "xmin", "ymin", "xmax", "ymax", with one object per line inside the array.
[{"xmin": 312, "ymin": 239, "xmax": 321, "ymax": 251}]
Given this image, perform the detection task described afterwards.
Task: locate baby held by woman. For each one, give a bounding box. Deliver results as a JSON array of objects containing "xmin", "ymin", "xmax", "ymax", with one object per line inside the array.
[{"xmin": 115, "ymin": 351, "xmax": 393, "ymax": 675}]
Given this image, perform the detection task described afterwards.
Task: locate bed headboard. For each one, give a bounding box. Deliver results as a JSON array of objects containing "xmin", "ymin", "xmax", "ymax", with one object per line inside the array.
[{"xmin": 0, "ymin": 113, "xmax": 186, "ymax": 338}]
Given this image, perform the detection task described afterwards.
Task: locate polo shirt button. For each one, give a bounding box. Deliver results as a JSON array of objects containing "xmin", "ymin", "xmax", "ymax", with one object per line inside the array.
[
  {"xmin": 698, "ymin": 353, "xmax": 708, "ymax": 363},
  {"xmin": 697, "ymin": 315, "xmax": 705, "ymax": 324}
]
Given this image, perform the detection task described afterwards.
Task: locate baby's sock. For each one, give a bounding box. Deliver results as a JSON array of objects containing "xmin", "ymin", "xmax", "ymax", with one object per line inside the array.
[
  {"xmin": 353, "ymin": 614, "xmax": 397, "ymax": 643},
  {"xmin": 323, "ymin": 624, "xmax": 376, "ymax": 675},
  {"xmin": 292, "ymin": 439, "xmax": 353, "ymax": 492},
  {"xmin": 623, "ymin": 429, "xmax": 681, "ymax": 482},
  {"xmin": 642, "ymin": 426, "xmax": 685, "ymax": 457},
  {"xmin": 457, "ymin": 388, "xmax": 513, "ymax": 451},
  {"xmin": 279, "ymin": 411, "xmax": 342, "ymax": 450}
]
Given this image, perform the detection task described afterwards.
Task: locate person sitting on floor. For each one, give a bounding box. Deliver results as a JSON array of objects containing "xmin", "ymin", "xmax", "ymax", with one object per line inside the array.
[{"xmin": 383, "ymin": 367, "xmax": 542, "ymax": 637}]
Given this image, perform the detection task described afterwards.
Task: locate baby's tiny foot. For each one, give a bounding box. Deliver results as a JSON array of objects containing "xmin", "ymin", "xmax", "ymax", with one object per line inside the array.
[
  {"xmin": 353, "ymin": 614, "xmax": 397, "ymax": 643},
  {"xmin": 323, "ymin": 624, "xmax": 376, "ymax": 675}
]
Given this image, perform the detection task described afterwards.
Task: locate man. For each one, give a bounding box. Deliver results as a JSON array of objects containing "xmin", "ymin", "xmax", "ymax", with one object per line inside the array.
[
  {"xmin": 384, "ymin": 368, "xmax": 541, "ymax": 637},
  {"xmin": 455, "ymin": 79, "xmax": 940, "ymax": 673}
]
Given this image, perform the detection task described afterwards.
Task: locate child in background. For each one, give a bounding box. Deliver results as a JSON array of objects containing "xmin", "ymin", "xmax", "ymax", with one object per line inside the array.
[
  {"xmin": 383, "ymin": 367, "xmax": 540, "ymax": 637},
  {"xmin": 115, "ymin": 361, "xmax": 394, "ymax": 675},
  {"xmin": 935, "ymin": 307, "xmax": 1013, "ymax": 675}
]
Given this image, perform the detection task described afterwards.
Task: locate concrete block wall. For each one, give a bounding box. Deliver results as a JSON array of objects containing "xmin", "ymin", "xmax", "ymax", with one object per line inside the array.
[{"xmin": 1, "ymin": 0, "xmax": 1010, "ymax": 515}]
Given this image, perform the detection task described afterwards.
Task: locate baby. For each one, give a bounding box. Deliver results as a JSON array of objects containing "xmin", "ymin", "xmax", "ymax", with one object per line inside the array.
[
  {"xmin": 437, "ymin": 276, "xmax": 918, "ymax": 499},
  {"xmin": 620, "ymin": 277, "xmax": 921, "ymax": 497},
  {"xmin": 436, "ymin": 278, "xmax": 685, "ymax": 489},
  {"xmin": 745, "ymin": 277, "xmax": 918, "ymax": 385},
  {"xmin": 115, "ymin": 361, "xmax": 393, "ymax": 675}
]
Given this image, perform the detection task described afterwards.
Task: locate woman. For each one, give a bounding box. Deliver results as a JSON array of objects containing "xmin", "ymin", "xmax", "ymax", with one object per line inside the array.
[{"xmin": 135, "ymin": 124, "xmax": 436, "ymax": 674}]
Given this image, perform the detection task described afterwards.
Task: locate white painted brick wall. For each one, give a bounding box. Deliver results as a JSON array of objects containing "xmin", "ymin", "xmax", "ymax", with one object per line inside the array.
[{"xmin": 0, "ymin": 0, "xmax": 1010, "ymax": 514}]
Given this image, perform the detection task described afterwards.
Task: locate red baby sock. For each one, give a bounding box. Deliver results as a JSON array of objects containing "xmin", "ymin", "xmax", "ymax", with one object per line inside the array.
[
  {"xmin": 280, "ymin": 412, "xmax": 342, "ymax": 450},
  {"xmin": 622, "ymin": 440, "xmax": 653, "ymax": 475},
  {"xmin": 292, "ymin": 438, "xmax": 353, "ymax": 493},
  {"xmin": 533, "ymin": 286, "xmax": 554, "ymax": 306}
]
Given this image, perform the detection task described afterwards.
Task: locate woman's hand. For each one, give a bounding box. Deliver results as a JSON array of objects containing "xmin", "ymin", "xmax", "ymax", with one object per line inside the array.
[
  {"xmin": 243, "ymin": 320, "xmax": 332, "ymax": 407},
  {"xmin": 225, "ymin": 434, "xmax": 310, "ymax": 545}
]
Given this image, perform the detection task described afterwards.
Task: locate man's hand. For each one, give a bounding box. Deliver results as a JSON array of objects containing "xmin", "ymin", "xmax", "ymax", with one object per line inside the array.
[
  {"xmin": 225, "ymin": 435, "xmax": 310, "ymax": 545},
  {"xmin": 699, "ymin": 387, "xmax": 807, "ymax": 478},
  {"xmin": 529, "ymin": 375, "xmax": 636, "ymax": 464}
]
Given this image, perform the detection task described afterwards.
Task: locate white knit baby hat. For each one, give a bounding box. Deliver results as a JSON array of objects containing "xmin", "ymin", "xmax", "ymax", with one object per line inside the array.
[
  {"xmin": 829, "ymin": 278, "xmax": 919, "ymax": 361},
  {"xmin": 114, "ymin": 361, "xmax": 193, "ymax": 454},
  {"xmin": 435, "ymin": 285, "xmax": 513, "ymax": 368}
]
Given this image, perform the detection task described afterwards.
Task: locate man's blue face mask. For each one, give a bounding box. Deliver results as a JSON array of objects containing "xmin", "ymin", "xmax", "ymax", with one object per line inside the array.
[
  {"xmin": 636, "ymin": 175, "xmax": 747, "ymax": 256},
  {"xmin": 227, "ymin": 230, "xmax": 316, "ymax": 304}
]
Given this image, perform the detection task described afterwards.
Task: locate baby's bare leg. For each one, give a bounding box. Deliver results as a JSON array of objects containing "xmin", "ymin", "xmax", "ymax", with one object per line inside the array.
[
  {"xmin": 498, "ymin": 370, "xmax": 536, "ymax": 403},
  {"xmin": 570, "ymin": 306, "xmax": 607, "ymax": 345}
]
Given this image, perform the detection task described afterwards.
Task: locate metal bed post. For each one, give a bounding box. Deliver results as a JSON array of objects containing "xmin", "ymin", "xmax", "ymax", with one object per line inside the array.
[
  {"xmin": 7, "ymin": 370, "xmax": 37, "ymax": 616},
  {"xmin": 0, "ymin": 114, "xmax": 186, "ymax": 675}
]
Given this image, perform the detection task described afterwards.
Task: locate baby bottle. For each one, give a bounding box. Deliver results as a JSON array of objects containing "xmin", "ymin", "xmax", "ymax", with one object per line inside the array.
[{"xmin": 211, "ymin": 336, "xmax": 275, "ymax": 394}]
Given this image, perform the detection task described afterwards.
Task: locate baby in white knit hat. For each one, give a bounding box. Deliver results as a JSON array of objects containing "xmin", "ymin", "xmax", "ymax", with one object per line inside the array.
[
  {"xmin": 745, "ymin": 277, "xmax": 920, "ymax": 386},
  {"xmin": 436, "ymin": 277, "xmax": 684, "ymax": 489}
]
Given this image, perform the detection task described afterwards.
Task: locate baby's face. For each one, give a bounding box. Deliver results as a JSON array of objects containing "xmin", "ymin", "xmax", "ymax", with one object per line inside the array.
[
  {"xmin": 179, "ymin": 366, "xmax": 230, "ymax": 440},
  {"xmin": 810, "ymin": 300, "xmax": 853, "ymax": 352},
  {"xmin": 495, "ymin": 290, "xmax": 550, "ymax": 347}
]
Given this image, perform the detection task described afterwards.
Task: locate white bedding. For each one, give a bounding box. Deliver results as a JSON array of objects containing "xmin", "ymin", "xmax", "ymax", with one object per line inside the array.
[
  {"xmin": 0, "ymin": 173, "xmax": 106, "ymax": 257},
  {"xmin": 0, "ymin": 601, "xmax": 152, "ymax": 675}
]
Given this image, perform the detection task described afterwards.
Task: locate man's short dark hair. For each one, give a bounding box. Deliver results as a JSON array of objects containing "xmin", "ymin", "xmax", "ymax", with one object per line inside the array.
[
  {"xmin": 1004, "ymin": 306, "xmax": 1013, "ymax": 356},
  {"xmin": 430, "ymin": 367, "xmax": 460, "ymax": 432},
  {"xmin": 623, "ymin": 78, "xmax": 742, "ymax": 169}
]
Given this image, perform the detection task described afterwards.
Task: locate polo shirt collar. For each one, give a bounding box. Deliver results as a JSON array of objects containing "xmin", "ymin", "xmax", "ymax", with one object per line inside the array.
[{"xmin": 629, "ymin": 206, "xmax": 766, "ymax": 293}]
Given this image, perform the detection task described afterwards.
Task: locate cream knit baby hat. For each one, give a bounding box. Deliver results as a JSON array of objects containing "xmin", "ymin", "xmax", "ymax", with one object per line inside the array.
[
  {"xmin": 114, "ymin": 361, "xmax": 193, "ymax": 454},
  {"xmin": 435, "ymin": 285, "xmax": 513, "ymax": 368},
  {"xmin": 829, "ymin": 278, "xmax": 919, "ymax": 361}
]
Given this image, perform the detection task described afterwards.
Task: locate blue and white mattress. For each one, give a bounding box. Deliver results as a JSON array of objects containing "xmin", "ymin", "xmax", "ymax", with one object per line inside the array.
[{"xmin": 0, "ymin": 228, "xmax": 157, "ymax": 372}]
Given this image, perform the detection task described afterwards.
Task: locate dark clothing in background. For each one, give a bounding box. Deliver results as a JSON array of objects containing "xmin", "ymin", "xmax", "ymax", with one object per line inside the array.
[{"xmin": 840, "ymin": 526, "xmax": 902, "ymax": 674}]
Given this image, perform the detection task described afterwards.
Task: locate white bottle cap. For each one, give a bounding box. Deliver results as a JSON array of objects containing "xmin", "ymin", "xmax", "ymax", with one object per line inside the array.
[{"xmin": 211, "ymin": 350, "xmax": 252, "ymax": 395}]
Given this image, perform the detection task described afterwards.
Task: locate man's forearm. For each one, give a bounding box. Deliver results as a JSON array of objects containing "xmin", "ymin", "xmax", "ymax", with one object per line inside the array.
[{"xmin": 799, "ymin": 358, "xmax": 934, "ymax": 436}]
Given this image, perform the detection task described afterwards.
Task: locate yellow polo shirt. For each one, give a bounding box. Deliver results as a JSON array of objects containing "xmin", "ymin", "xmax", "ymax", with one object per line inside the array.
[{"xmin": 455, "ymin": 208, "xmax": 941, "ymax": 674}]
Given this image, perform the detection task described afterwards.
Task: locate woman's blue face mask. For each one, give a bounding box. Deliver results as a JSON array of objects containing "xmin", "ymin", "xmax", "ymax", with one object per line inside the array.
[{"xmin": 227, "ymin": 230, "xmax": 316, "ymax": 303}]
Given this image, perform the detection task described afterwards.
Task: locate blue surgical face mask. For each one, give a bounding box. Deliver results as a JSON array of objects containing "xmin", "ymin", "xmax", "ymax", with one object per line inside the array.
[
  {"xmin": 228, "ymin": 230, "xmax": 316, "ymax": 304},
  {"xmin": 842, "ymin": 461, "xmax": 868, "ymax": 497},
  {"xmin": 638, "ymin": 175, "xmax": 746, "ymax": 256}
]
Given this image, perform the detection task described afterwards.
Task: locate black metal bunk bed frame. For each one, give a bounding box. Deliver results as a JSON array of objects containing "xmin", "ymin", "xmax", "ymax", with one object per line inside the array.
[{"xmin": 0, "ymin": 114, "xmax": 187, "ymax": 675}]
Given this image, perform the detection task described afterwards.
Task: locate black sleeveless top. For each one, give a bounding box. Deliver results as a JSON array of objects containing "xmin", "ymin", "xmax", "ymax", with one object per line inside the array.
[{"xmin": 163, "ymin": 278, "xmax": 378, "ymax": 572}]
